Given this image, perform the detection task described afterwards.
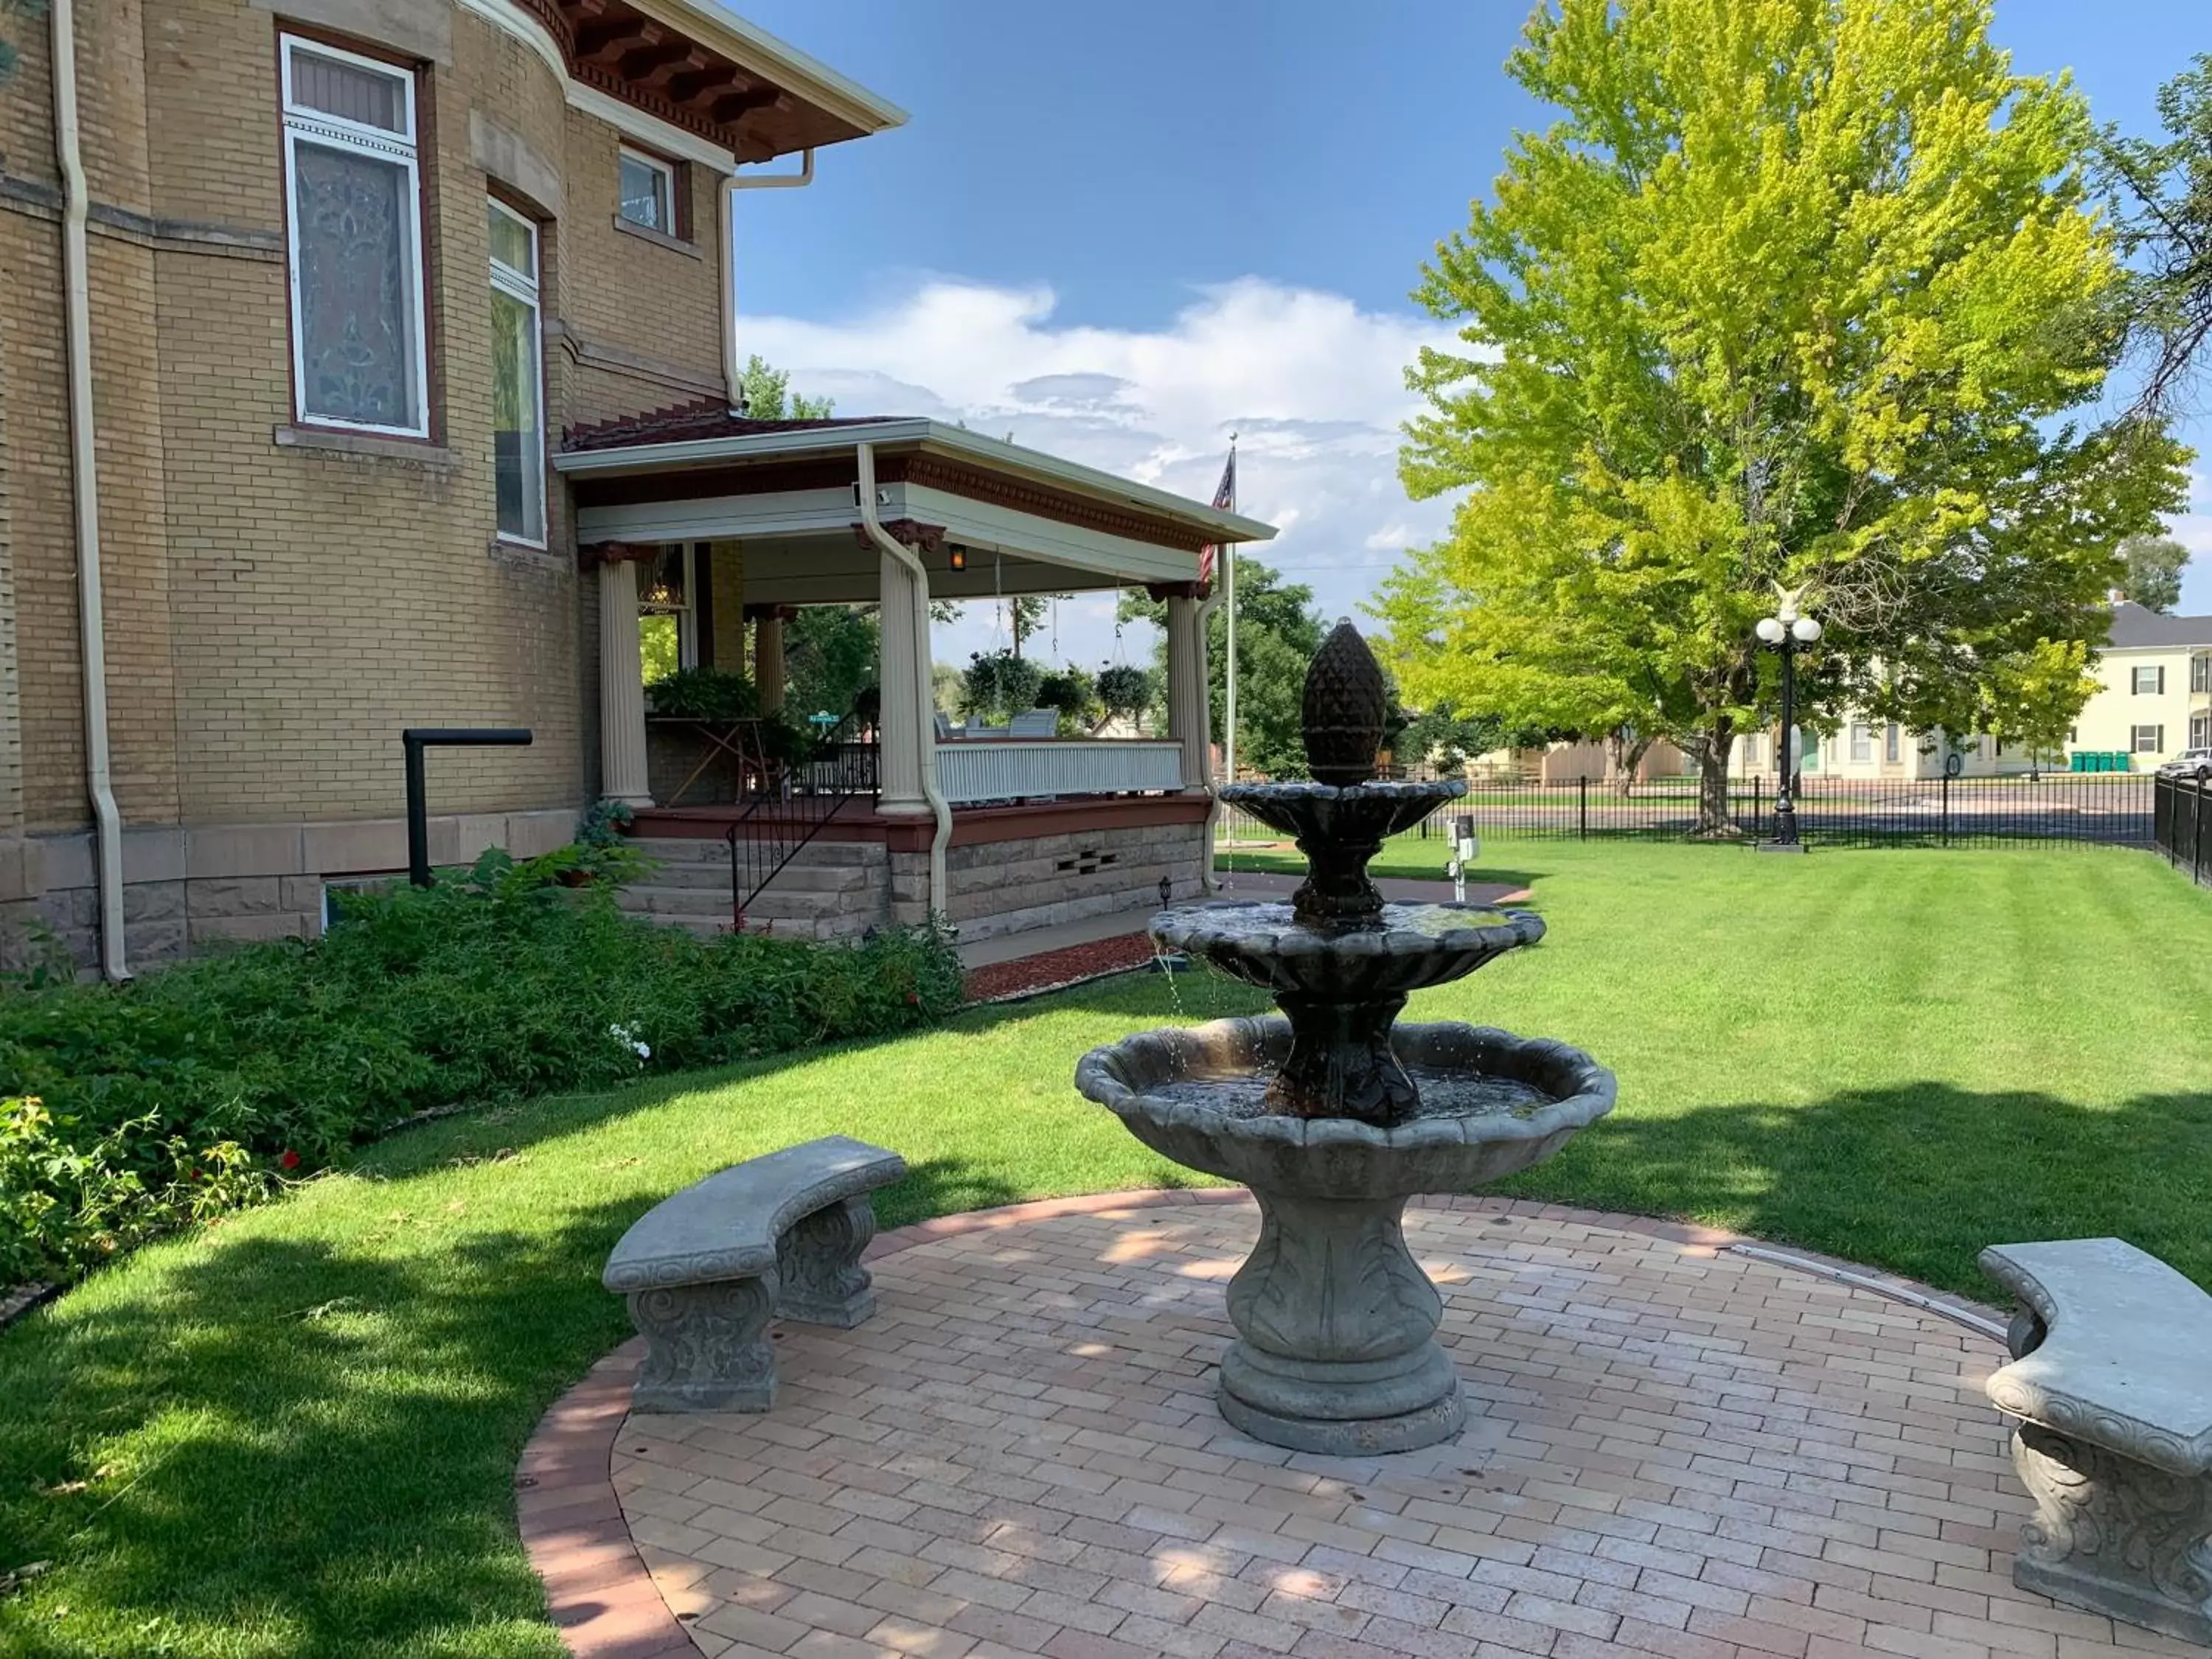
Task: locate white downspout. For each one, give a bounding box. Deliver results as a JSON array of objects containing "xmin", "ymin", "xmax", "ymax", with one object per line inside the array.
[
  {"xmin": 1194, "ymin": 577, "xmax": 1226, "ymax": 893},
  {"xmin": 52, "ymin": 0, "xmax": 128, "ymax": 981},
  {"xmin": 855, "ymin": 442, "xmax": 951, "ymax": 922},
  {"xmin": 720, "ymin": 150, "xmax": 814, "ymax": 413}
]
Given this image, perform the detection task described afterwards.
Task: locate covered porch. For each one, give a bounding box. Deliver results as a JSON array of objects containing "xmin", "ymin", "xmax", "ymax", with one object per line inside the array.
[{"xmin": 554, "ymin": 408, "xmax": 1274, "ymax": 937}]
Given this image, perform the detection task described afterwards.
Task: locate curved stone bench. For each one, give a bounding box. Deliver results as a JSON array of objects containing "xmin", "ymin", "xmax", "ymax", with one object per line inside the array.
[
  {"xmin": 1980, "ymin": 1237, "xmax": 2212, "ymax": 1645},
  {"xmin": 604, "ymin": 1135, "xmax": 907, "ymax": 1413}
]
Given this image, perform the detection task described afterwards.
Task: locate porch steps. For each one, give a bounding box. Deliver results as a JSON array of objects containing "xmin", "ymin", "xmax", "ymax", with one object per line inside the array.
[{"xmin": 614, "ymin": 836, "xmax": 884, "ymax": 941}]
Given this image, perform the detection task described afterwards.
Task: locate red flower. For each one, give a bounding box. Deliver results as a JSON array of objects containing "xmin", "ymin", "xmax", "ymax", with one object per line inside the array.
[
  {"xmin": 905, "ymin": 991, "xmax": 920, "ymax": 1005},
  {"xmin": 279, "ymin": 1150, "xmax": 302, "ymax": 1171}
]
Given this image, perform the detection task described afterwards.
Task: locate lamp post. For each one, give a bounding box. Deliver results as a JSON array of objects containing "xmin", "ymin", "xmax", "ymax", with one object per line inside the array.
[{"xmin": 1754, "ymin": 596, "xmax": 1821, "ymax": 851}]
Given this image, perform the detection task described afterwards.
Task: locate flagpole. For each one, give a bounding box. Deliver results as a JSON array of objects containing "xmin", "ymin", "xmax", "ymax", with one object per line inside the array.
[{"xmin": 1222, "ymin": 434, "xmax": 1238, "ymax": 787}]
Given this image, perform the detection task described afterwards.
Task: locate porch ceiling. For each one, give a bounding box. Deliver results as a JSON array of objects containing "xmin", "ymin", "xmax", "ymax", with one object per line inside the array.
[
  {"xmin": 727, "ymin": 534, "xmax": 1136, "ymax": 607},
  {"xmin": 555, "ymin": 412, "xmax": 1276, "ymax": 594}
]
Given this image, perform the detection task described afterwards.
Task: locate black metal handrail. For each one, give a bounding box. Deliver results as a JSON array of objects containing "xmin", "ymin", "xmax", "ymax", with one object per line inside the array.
[{"xmin": 726, "ymin": 736, "xmax": 879, "ymax": 929}]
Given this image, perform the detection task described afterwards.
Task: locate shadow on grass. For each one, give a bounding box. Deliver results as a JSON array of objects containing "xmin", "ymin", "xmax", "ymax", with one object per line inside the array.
[
  {"xmin": 1497, "ymin": 1079, "xmax": 2212, "ymax": 1299},
  {"xmin": 0, "ymin": 1146, "xmax": 1046, "ymax": 1657}
]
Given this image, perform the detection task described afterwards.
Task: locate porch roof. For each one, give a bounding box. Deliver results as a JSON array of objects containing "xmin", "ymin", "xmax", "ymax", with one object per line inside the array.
[{"xmin": 554, "ymin": 406, "xmax": 1278, "ymax": 605}]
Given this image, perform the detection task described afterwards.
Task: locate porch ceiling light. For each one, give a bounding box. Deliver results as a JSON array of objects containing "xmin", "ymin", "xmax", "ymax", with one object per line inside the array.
[{"xmin": 948, "ymin": 546, "xmax": 967, "ymax": 571}]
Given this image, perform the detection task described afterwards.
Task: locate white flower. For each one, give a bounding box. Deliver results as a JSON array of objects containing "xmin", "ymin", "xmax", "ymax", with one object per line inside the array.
[{"xmin": 632, "ymin": 1041, "xmax": 652, "ymax": 1061}]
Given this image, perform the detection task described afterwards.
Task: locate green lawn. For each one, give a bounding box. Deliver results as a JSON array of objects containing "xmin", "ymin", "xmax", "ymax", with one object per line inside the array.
[{"xmin": 5, "ymin": 841, "xmax": 2212, "ymax": 1655}]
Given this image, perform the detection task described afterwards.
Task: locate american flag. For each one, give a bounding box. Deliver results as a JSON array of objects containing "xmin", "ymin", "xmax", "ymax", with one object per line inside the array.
[{"xmin": 1198, "ymin": 447, "xmax": 1237, "ymax": 592}]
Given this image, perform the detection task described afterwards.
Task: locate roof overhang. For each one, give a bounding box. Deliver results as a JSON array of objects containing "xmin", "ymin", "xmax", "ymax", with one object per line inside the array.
[
  {"xmin": 556, "ymin": 421, "xmax": 1276, "ymax": 602},
  {"xmin": 555, "ymin": 419, "xmax": 1278, "ymax": 546},
  {"xmin": 465, "ymin": 0, "xmax": 906, "ymax": 165}
]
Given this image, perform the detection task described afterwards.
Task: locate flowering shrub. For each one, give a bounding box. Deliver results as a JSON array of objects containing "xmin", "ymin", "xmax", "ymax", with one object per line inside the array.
[{"xmin": 0, "ymin": 846, "xmax": 964, "ymax": 1284}]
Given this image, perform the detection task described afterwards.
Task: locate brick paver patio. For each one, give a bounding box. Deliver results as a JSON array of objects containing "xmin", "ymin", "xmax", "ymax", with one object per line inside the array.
[{"xmin": 538, "ymin": 1196, "xmax": 2204, "ymax": 1659}]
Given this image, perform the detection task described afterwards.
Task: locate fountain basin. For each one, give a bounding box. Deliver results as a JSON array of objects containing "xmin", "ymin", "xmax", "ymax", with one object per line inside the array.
[
  {"xmin": 1155, "ymin": 903, "xmax": 1545, "ymax": 1001},
  {"xmin": 1077, "ymin": 1016, "xmax": 1613, "ymax": 1198},
  {"xmin": 1077, "ymin": 1017, "xmax": 1615, "ymax": 1455}
]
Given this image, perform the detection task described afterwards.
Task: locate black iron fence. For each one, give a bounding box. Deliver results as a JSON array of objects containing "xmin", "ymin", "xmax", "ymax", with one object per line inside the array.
[
  {"xmin": 2153, "ymin": 772, "xmax": 2212, "ymax": 882},
  {"xmin": 1218, "ymin": 772, "xmax": 2156, "ymax": 850}
]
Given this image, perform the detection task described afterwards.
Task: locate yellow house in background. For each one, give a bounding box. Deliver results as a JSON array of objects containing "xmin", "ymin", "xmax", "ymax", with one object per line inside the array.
[
  {"xmin": 2064, "ymin": 603, "xmax": 2212, "ymax": 768},
  {"xmin": 1475, "ymin": 601, "xmax": 2212, "ymax": 782}
]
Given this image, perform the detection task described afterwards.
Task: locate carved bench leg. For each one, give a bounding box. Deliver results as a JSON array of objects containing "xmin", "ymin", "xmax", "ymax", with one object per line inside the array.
[
  {"xmin": 2009, "ymin": 1422, "xmax": 2212, "ymax": 1645},
  {"xmin": 776, "ymin": 1194, "xmax": 879, "ymax": 1329},
  {"xmin": 626, "ymin": 1272, "xmax": 779, "ymax": 1413}
]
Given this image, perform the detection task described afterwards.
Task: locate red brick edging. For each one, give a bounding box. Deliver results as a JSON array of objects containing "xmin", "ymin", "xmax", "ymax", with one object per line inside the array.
[{"xmin": 515, "ymin": 1188, "xmax": 2006, "ymax": 1658}]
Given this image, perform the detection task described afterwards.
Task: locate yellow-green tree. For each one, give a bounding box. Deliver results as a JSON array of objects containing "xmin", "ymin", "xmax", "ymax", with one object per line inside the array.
[{"xmin": 1377, "ymin": 0, "xmax": 2188, "ymax": 829}]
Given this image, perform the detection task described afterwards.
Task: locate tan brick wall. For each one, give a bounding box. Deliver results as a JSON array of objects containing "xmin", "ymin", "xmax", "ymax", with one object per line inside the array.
[{"xmin": 1, "ymin": 0, "xmax": 742, "ymax": 962}]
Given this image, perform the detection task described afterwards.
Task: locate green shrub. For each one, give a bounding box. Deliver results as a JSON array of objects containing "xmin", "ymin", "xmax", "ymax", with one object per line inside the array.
[
  {"xmin": 0, "ymin": 848, "xmax": 964, "ymax": 1285},
  {"xmin": 960, "ymin": 650, "xmax": 1044, "ymax": 724},
  {"xmin": 644, "ymin": 665, "xmax": 759, "ymax": 722}
]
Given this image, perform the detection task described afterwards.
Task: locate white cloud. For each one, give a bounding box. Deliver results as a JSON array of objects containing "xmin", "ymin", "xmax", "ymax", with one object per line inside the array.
[{"xmin": 740, "ymin": 277, "xmax": 1461, "ymax": 668}]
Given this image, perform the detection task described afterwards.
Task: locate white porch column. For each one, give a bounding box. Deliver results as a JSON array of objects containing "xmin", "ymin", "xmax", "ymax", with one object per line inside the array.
[
  {"xmin": 1166, "ymin": 593, "xmax": 1211, "ymax": 792},
  {"xmin": 597, "ymin": 554, "xmax": 653, "ymax": 805},
  {"xmin": 876, "ymin": 546, "xmax": 931, "ymax": 817},
  {"xmin": 755, "ymin": 610, "xmax": 786, "ymax": 712}
]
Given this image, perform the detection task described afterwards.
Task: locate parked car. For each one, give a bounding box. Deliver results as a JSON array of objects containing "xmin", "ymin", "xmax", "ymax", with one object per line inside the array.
[{"xmin": 2157, "ymin": 748, "xmax": 2212, "ymax": 779}]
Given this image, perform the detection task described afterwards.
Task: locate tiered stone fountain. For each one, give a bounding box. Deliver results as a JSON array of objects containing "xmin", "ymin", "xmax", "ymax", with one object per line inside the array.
[{"xmin": 1076, "ymin": 622, "xmax": 1615, "ymax": 1454}]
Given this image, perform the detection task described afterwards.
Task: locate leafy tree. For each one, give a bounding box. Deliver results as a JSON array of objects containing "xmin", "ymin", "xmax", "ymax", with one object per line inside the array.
[
  {"xmin": 1377, "ymin": 0, "xmax": 2188, "ymax": 832},
  {"xmin": 931, "ymin": 661, "xmax": 965, "ymax": 717},
  {"xmin": 1119, "ymin": 554, "xmax": 1325, "ymax": 778},
  {"xmin": 2102, "ymin": 55, "xmax": 2212, "ymax": 417},
  {"xmin": 1392, "ymin": 701, "xmax": 1510, "ymax": 777},
  {"xmin": 2121, "ymin": 535, "xmax": 2191, "ymax": 613},
  {"xmin": 736, "ymin": 353, "xmax": 834, "ymax": 420},
  {"xmin": 785, "ymin": 605, "xmax": 877, "ymax": 723}
]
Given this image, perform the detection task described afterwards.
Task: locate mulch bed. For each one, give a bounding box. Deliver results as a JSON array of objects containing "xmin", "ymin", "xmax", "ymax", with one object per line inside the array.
[{"xmin": 962, "ymin": 931, "xmax": 1161, "ymax": 1004}]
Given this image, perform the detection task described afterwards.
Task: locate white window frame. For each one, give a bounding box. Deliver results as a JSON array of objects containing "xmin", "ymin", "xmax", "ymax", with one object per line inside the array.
[
  {"xmin": 1885, "ymin": 723, "xmax": 1901, "ymax": 764},
  {"xmin": 2134, "ymin": 664, "xmax": 2166, "ymax": 695},
  {"xmin": 487, "ymin": 198, "xmax": 546, "ymax": 546},
  {"xmin": 2193, "ymin": 712, "xmax": 2211, "ymax": 749},
  {"xmin": 1848, "ymin": 723, "xmax": 1871, "ymax": 764},
  {"xmin": 617, "ymin": 145, "xmax": 678, "ymax": 234},
  {"xmin": 2133, "ymin": 724, "xmax": 2165, "ymax": 754},
  {"xmin": 639, "ymin": 545, "xmax": 699, "ymax": 672},
  {"xmin": 280, "ymin": 34, "xmax": 430, "ymax": 439}
]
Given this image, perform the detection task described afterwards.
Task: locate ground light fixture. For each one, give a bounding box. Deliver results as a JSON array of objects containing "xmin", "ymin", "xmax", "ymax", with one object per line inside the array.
[{"xmin": 1755, "ymin": 593, "xmax": 1821, "ymax": 850}]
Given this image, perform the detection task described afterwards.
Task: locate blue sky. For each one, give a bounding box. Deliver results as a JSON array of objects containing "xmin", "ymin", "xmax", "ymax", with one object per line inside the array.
[{"xmin": 729, "ymin": 0, "xmax": 2212, "ymax": 666}]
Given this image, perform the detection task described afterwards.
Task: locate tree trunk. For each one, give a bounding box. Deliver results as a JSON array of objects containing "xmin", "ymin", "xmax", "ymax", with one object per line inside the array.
[
  {"xmin": 1604, "ymin": 728, "xmax": 1655, "ymax": 797},
  {"xmin": 1691, "ymin": 721, "xmax": 1738, "ymax": 836}
]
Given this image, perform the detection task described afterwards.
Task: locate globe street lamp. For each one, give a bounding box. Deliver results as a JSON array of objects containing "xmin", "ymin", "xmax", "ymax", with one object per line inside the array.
[{"xmin": 1754, "ymin": 594, "xmax": 1821, "ymax": 850}]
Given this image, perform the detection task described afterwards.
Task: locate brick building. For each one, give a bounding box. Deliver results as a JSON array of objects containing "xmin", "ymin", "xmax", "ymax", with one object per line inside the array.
[{"xmin": 1, "ymin": 0, "xmax": 1271, "ymax": 974}]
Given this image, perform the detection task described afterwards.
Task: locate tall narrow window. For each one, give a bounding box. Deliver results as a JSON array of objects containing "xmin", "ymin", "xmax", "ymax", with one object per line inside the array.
[
  {"xmin": 617, "ymin": 147, "xmax": 677, "ymax": 233},
  {"xmin": 487, "ymin": 199, "xmax": 544, "ymax": 544},
  {"xmin": 1885, "ymin": 723, "xmax": 1901, "ymax": 763},
  {"xmin": 639, "ymin": 546, "xmax": 696, "ymax": 683},
  {"xmin": 281, "ymin": 35, "xmax": 428, "ymax": 436}
]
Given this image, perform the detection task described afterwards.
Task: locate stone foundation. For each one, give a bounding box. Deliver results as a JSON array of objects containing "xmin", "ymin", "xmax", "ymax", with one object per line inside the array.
[
  {"xmin": 893, "ymin": 818, "xmax": 1206, "ymax": 940},
  {"xmin": 620, "ymin": 807, "xmax": 1209, "ymax": 945},
  {"xmin": 3, "ymin": 809, "xmax": 580, "ymax": 972}
]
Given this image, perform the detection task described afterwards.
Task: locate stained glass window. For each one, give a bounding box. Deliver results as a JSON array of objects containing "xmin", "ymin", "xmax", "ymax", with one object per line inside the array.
[{"xmin": 282, "ymin": 37, "xmax": 426, "ymax": 437}]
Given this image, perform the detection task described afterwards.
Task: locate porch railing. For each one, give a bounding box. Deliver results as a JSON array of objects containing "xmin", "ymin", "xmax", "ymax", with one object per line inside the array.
[
  {"xmin": 726, "ymin": 737, "xmax": 878, "ymax": 928},
  {"xmin": 936, "ymin": 738, "xmax": 1183, "ymax": 805}
]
